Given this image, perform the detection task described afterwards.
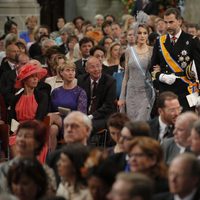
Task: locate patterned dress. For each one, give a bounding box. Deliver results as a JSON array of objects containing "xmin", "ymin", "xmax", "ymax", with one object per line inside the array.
[
  {"xmin": 120, "ymin": 46, "xmax": 155, "ymax": 121},
  {"xmin": 51, "ymin": 85, "xmax": 87, "ymax": 114}
]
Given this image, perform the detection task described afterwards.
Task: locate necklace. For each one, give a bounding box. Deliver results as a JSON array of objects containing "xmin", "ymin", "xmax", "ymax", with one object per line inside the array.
[{"xmin": 135, "ymin": 45, "xmax": 150, "ymax": 55}]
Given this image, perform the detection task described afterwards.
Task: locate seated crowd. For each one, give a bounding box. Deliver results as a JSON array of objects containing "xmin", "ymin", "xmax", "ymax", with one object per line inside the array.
[{"xmin": 0, "ymin": 7, "xmax": 200, "ymax": 200}]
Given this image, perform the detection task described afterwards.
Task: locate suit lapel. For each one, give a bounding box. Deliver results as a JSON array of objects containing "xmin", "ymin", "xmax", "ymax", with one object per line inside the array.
[
  {"xmin": 152, "ymin": 117, "xmax": 160, "ymax": 140},
  {"xmin": 164, "ymin": 34, "xmax": 179, "ymax": 62},
  {"xmin": 164, "ymin": 35, "xmax": 173, "ymax": 53},
  {"xmin": 95, "ymin": 75, "xmax": 105, "ymax": 105},
  {"xmin": 172, "ymin": 141, "xmax": 181, "ymax": 155}
]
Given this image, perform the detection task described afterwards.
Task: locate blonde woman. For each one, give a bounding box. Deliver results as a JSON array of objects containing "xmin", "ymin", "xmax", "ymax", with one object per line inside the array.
[
  {"xmin": 103, "ymin": 42, "xmax": 122, "ymax": 76},
  {"xmin": 48, "ymin": 61, "xmax": 87, "ymax": 150},
  {"xmin": 45, "ymin": 54, "xmax": 66, "ymax": 92}
]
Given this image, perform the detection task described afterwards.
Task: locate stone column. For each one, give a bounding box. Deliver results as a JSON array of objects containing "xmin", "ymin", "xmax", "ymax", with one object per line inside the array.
[
  {"xmin": 74, "ymin": 0, "xmax": 123, "ymax": 23},
  {"xmin": 37, "ymin": 0, "xmax": 65, "ymax": 31},
  {"xmin": 183, "ymin": 0, "xmax": 200, "ymax": 23},
  {"xmin": 0, "ymin": 0, "xmax": 40, "ymax": 35}
]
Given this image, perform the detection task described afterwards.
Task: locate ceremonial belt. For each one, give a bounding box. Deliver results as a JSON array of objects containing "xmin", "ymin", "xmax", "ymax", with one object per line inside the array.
[{"xmin": 159, "ymin": 35, "xmax": 199, "ymax": 94}]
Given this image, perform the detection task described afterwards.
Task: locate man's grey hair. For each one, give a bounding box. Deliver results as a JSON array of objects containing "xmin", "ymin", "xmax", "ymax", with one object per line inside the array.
[
  {"xmin": 5, "ymin": 33, "xmax": 18, "ymax": 48},
  {"xmin": 95, "ymin": 14, "xmax": 104, "ymax": 20},
  {"xmin": 176, "ymin": 111, "xmax": 198, "ymax": 133},
  {"xmin": 64, "ymin": 111, "xmax": 92, "ymax": 134},
  {"xmin": 41, "ymin": 38, "xmax": 56, "ymax": 48},
  {"xmin": 85, "ymin": 56, "xmax": 100, "ymax": 68}
]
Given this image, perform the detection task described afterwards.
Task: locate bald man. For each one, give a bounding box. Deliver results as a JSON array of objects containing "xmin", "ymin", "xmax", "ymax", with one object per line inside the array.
[
  {"xmin": 162, "ymin": 111, "xmax": 198, "ymax": 165},
  {"xmin": 78, "ymin": 56, "xmax": 117, "ymax": 144},
  {"xmin": 63, "ymin": 111, "xmax": 92, "ymax": 145}
]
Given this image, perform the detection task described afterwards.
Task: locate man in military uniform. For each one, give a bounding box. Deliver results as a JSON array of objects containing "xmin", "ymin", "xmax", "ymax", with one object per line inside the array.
[{"xmin": 151, "ymin": 7, "xmax": 200, "ymax": 111}]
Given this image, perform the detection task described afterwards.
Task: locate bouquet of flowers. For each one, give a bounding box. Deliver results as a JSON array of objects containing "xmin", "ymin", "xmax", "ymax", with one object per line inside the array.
[{"xmin": 121, "ymin": 0, "xmax": 134, "ymax": 14}]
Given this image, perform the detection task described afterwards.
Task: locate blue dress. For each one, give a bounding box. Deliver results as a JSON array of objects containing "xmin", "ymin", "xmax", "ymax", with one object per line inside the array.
[
  {"xmin": 19, "ymin": 32, "xmax": 30, "ymax": 43},
  {"xmin": 50, "ymin": 86, "xmax": 87, "ymax": 114}
]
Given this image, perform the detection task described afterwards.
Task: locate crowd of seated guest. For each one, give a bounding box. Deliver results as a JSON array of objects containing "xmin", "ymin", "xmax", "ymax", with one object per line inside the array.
[{"xmin": 1, "ymin": 7, "xmax": 200, "ymax": 200}]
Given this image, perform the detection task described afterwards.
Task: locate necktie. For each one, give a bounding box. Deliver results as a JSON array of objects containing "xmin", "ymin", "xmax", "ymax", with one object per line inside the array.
[
  {"xmin": 82, "ymin": 59, "xmax": 87, "ymax": 68},
  {"xmin": 163, "ymin": 125, "xmax": 174, "ymax": 138},
  {"xmin": 89, "ymin": 81, "xmax": 97, "ymax": 114},
  {"xmin": 171, "ymin": 36, "xmax": 177, "ymax": 45}
]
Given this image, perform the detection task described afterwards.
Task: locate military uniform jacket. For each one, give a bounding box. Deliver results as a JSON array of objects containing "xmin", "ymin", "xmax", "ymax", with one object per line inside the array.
[{"xmin": 151, "ymin": 31, "xmax": 200, "ymax": 97}]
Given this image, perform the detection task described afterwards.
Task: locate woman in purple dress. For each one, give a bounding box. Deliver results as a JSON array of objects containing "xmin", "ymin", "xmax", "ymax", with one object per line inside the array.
[{"xmin": 48, "ymin": 61, "xmax": 87, "ymax": 151}]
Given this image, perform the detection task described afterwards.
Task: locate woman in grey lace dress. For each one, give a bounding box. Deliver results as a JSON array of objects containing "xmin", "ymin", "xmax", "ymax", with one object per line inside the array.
[{"xmin": 118, "ymin": 24, "xmax": 155, "ymax": 121}]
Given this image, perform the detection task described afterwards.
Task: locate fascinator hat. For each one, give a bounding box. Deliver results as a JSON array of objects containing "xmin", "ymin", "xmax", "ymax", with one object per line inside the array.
[
  {"xmin": 85, "ymin": 31, "xmax": 103, "ymax": 43},
  {"xmin": 15, "ymin": 63, "xmax": 47, "ymax": 88}
]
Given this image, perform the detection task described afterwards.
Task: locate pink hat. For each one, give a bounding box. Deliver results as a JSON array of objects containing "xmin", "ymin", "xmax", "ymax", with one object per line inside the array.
[{"xmin": 15, "ymin": 63, "xmax": 47, "ymax": 88}]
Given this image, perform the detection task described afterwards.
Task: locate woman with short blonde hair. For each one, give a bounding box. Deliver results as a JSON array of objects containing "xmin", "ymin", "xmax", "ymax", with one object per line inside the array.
[{"xmin": 48, "ymin": 61, "xmax": 87, "ymax": 151}]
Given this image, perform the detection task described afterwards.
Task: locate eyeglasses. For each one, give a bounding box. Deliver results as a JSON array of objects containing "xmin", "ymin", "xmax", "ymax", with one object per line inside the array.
[
  {"xmin": 64, "ymin": 123, "xmax": 81, "ymax": 129},
  {"xmin": 165, "ymin": 106, "xmax": 183, "ymax": 114},
  {"xmin": 128, "ymin": 152, "xmax": 147, "ymax": 159},
  {"xmin": 120, "ymin": 135, "xmax": 133, "ymax": 141}
]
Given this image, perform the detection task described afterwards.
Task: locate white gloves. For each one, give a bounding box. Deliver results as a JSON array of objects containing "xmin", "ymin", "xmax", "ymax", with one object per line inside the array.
[{"xmin": 159, "ymin": 74, "xmax": 177, "ymax": 85}]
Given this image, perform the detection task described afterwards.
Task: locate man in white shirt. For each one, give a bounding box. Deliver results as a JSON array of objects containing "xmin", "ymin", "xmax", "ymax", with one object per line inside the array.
[{"xmin": 148, "ymin": 91, "xmax": 182, "ymax": 143}]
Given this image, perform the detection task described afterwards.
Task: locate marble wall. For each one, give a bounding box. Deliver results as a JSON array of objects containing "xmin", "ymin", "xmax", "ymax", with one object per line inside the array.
[
  {"xmin": 0, "ymin": 0, "xmax": 123, "ymax": 35},
  {"xmin": 0, "ymin": 0, "xmax": 39, "ymax": 36},
  {"xmin": 1, "ymin": 0, "xmax": 199, "ymax": 37},
  {"xmin": 73, "ymin": 0, "xmax": 124, "ymax": 23},
  {"xmin": 183, "ymin": 0, "xmax": 200, "ymax": 24}
]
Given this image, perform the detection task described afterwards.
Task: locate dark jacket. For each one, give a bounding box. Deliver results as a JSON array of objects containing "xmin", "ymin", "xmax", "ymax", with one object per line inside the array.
[
  {"xmin": 78, "ymin": 73, "xmax": 117, "ymax": 120},
  {"xmin": 10, "ymin": 89, "xmax": 49, "ymax": 123},
  {"xmin": 151, "ymin": 31, "xmax": 200, "ymax": 110}
]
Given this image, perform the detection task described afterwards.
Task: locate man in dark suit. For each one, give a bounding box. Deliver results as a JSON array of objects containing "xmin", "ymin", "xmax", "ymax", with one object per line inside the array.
[
  {"xmin": 75, "ymin": 37, "xmax": 94, "ymax": 76},
  {"xmin": 155, "ymin": 153, "xmax": 200, "ymax": 200},
  {"xmin": 148, "ymin": 91, "xmax": 181, "ymax": 143},
  {"xmin": 78, "ymin": 56, "xmax": 117, "ymax": 135},
  {"xmin": 0, "ymin": 53, "xmax": 29, "ymax": 107},
  {"xmin": 0, "ymin": 43, "xmax": 20, "ymax": 78},
  {"xmin": 162, "ymin": 111, "xmax": 198, "ymax": 165},
  {"xmin": 151, "ymin": 8, "xmax": 200, "ymax": 111}
]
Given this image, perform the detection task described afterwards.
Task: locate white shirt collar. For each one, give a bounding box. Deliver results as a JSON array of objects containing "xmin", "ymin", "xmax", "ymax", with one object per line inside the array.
[
  {"xmin": 90, "ymin": 78, "xmax": 100, "ymax": 85},
  {"xmin": 174, "ymin": 188, "xmax": 197, "ymax": 200},
  {"xmin": 8, "ymin": 61, "xmax": 16, "ymax": 70},
  {"xmin": 117, "ymin": 65, "xmax": 124, "ymax": 73},
  {"xmin": 169, "ymin": 29, "xmax": 182, "ymax": 40},
  {"xmin": 176, "ymin": 143, "xmax": 186, "ymax": 153},
  {"xmin": 158, "ymin": 116, "xmax": 168, "ymax": 142}
]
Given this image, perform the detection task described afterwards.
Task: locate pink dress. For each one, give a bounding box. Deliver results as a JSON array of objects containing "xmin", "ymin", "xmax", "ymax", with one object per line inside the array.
[
  {"xmin": 10, "ymin": 94, "xmax": 48, "ymax": 163},
  {"xmin": 15, "ymin": 94, "xmax": 38, "ymax": 122}
]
